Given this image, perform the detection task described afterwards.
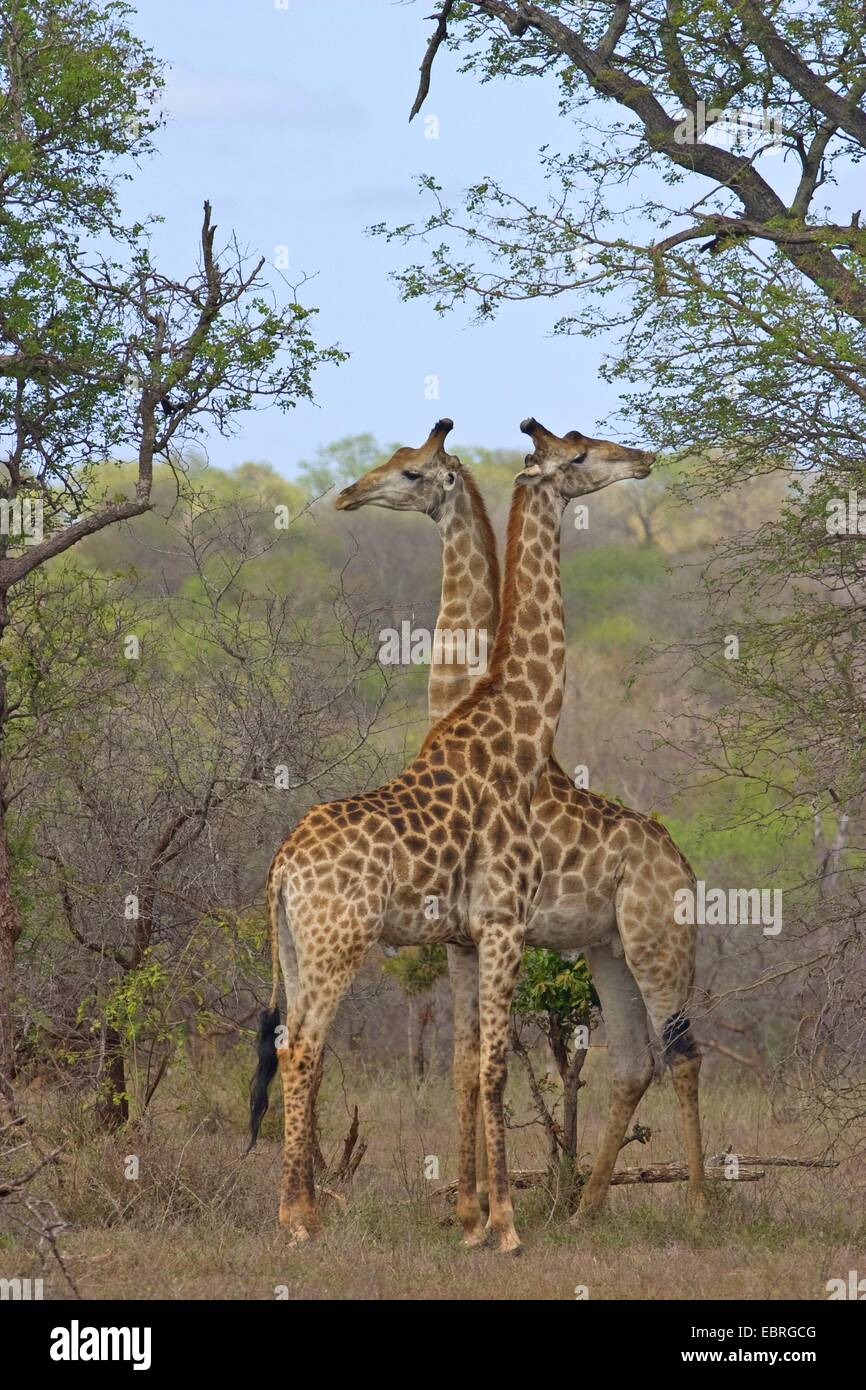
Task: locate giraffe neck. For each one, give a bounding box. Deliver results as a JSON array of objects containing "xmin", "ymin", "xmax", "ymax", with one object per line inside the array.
[
  {"xmin": 427, "ymin": 472, "xmax": 500, "ymax": 724},
  {"xmin": 485, "ymin": 479, "xmax": 566, "ymax": 761}
]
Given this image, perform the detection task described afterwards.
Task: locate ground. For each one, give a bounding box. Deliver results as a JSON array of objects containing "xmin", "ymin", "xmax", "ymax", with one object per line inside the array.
[{"xmin": 3, "ymin": 1047, "xmax": 862, "ymax": 1300}]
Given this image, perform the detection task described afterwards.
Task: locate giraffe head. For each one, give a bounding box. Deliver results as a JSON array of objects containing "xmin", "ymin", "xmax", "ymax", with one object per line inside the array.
[
  {"xmin": 335, "ymin": 419, "xmax": 460, "ymax": 518},
  {"xmin": 517, "ymin": 418, "xmax": 655, "ymax": 497}
]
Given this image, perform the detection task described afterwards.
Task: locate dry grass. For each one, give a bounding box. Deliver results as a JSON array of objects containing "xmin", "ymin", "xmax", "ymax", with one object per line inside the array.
[{"xmin": 3, "ymin": 1045, "xmax": 864, "ymax": 1300}]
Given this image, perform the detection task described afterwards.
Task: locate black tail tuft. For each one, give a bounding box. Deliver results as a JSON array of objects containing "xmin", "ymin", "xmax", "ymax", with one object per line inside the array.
[
  {"xmin": 247, "ymin": 1006, "xmax": 280, "ymax": 1151},
  {"xmin": 662, "ymin": 1011, "xmax": 699, "ymax": 1060}
]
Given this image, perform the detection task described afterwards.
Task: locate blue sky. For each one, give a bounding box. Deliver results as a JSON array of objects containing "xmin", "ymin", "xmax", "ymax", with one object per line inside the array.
[
  {"xmin": 128, "ymin": 0, "xmax": 858, "ymax": 477},
  {"xmin": 126, "ymin": 0, "xmax": 623, "ymax": 474}
]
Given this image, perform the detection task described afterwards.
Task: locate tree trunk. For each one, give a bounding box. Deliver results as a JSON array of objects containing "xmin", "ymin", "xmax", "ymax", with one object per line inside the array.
[
  {"xmin": 95, "ymin": 1027, "xmax": 129, "ymax": 1130},
  {"xmin": 416, "ymin": 999, "xmax": 432, "ymax": 1082},
  {"xmin": 0, "ymin": 896, "xmax": 15, "ymax": 1100},
  {"xmin": 559, "ymin": 1039, "xmax": 589, "ymax": 1213},
  {"xmin": 408, "ymin": 995, "xmax": 433, "ymax": 1085},
  {"xmin": 561, "ymin": 1045, "xmax": 588, "ymax": 1162},
  {"xmin": 0, "ymin": 619, "xmax": 22, "ymax": 1088},
  {"xmin": 545, "ymin": 1011, "xmax": 590, "ymax": 1214}
]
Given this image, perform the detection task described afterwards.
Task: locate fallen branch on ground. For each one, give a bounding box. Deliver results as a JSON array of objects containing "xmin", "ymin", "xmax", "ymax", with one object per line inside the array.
[
  {"xmin": 706, "ymin": 1152, "xmax": 838, "ymax": 1169},
  {"xmin": 427, "ymin": 1150, "xmax": 837, "ymax": 1201}
]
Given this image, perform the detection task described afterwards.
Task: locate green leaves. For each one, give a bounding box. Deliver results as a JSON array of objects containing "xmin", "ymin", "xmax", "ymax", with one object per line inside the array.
[
  {"xmin": 513, "ymin": 949, "xmax": 597, "ymax": 1032},
  {"xmin": 0, "ymin": 3, "xmax": 340, "ymax": 592},
  {"xmin": 381, "ymin": 0, "xmax": 866, "ymax": 845},
  {"xmin": 0, "ymin": 0, "xmax": 164, "ymax": 237},
  {"xmin": 382, "ymin": 944, "xmax": 447, "ymax": 996}
]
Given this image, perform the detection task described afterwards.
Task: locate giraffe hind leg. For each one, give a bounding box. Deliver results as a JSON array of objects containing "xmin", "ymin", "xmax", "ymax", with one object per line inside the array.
[
  {"xmin": 575, "ymin": 944, "xmax": 653, "ymax": 1222},
  {"xmin": 662, "ymin": 1011, "xmax": 705, "ymax": 1220},
  {"xmin": 277, "ymin": 909, "xmax": 376, "ymax": 1242},
  {"xmin": 614, "ymin": 873, "xmax": 705, "ymax": 1222}
]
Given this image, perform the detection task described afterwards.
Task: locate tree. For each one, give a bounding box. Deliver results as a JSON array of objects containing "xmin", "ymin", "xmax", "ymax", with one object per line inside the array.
[
  {"xmin": 382, "ymin": 944, "xmax": 447, "ymax": 1084},
  {"xmin": 383, "ymin": 0, "xmax": 866, "ymax": 819},
  {"xmin": 510, "ymin": 948, "xmax": 599, "ymax": 1212},
  {"xmin": 380, "ymin": 0, "xmax": 866, "ymax": 1098},
  {"xmin": 13, "ymin": 490, "xmax": 394, "ymax": 1126},
  {"xmin": 295, "ymin": 435, "xmax": 393, "ymax": 495},
  {"xmin": 0, "ymin": 0, "xmax": 341, "ymax": 1087}
]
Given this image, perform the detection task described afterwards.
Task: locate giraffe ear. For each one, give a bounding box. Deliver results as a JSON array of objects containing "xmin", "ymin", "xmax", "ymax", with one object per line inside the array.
[{"xmin": 443, "ymin": 470, "xmax": 457, "ymax": 490}]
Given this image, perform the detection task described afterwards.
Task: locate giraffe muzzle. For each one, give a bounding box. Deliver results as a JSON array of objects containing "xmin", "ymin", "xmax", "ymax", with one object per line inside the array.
[{"xmin": 335, "ymin": 483, "xmax": 361, "ymax": 511}]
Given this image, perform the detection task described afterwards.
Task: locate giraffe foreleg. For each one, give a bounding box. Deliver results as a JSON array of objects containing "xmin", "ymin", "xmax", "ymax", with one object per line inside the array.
[
  {"xmin": 475, "ymin": 919, "xmax": 524, "ymax": 1255},
  {"xmin": 475, "ymin": 1103, "xmax": 489, "ymax": 1223},
  {"xmin": 447, "ymin": 944, "xmax": 487, "ymax": 1246}
]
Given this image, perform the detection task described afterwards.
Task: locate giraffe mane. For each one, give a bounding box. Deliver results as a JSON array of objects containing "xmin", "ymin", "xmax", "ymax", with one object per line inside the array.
[
  {"xmin": 487, "ymin": 478, "xmax": 529, "ymax": 684},
  {"xmin": 421, "ymin": 482, "xmax": 531, "ymax": 750},
  {"xmin": 460, "ymin": 465, "xmax": 501, "ymax": 606}
]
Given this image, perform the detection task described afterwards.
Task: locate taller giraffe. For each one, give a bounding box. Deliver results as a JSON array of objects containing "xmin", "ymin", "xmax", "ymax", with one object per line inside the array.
[
  {"xmin": 250, "ymin": 422, "xmax": 649, "ymax": 1253},
  {"xmin": 336, "ymin": 419, "xmax": 704, "ymax": 1223}
]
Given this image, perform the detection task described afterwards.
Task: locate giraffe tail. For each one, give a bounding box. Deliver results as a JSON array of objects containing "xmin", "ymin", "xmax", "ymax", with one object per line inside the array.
[
  {"xmin": 247, "ymin": 1005, "xmax": 280, "ymax": 1151},
  {"xmin": 247, "ymin": 872, "xmax": 283, "ymax": 1150}
]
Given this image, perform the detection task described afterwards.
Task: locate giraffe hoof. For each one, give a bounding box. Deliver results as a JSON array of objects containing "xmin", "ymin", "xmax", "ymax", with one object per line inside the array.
[
  {"xmin": 280, "ymin": 1228, "xmax": 311, "ymax": 1251},
  {"xmin": 460, "ymin": 1224, "xmax": 490, "ymax": 1250},
  {"xmin": 280, "ymin": 1207, "xmax": 317, "ymax": 1244},
  {"xmin": 286, "ymin": 1224, "xmax": 313, "ymax": 1247},
  {"xmin": 495, "ymin": 1233, "xmax": 524, "ymax": 1257}
]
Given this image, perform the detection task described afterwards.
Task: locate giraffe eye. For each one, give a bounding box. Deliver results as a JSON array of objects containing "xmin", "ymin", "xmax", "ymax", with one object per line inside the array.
[{"xmin": 402, "ymin": 470, "xmax": 421, "ymax": 481}]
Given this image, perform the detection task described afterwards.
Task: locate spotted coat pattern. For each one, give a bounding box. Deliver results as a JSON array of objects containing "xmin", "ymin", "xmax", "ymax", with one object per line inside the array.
[{"xmin": 333, "ymin": 420, "xmax": 704, "ymax": 1231}]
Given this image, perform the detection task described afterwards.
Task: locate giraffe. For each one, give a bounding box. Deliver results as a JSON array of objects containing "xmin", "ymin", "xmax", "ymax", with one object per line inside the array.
[
  {"xmin": 335, "ymin": 419, "xmax": 705, "ymax": 1225},
  {"xmin": 337, "ymin": 418, "xmax": 500, "ymax": 1217},
  {"xmin": 249, "ymin": 418, "xmax": 650, "ymax": 1253}
]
